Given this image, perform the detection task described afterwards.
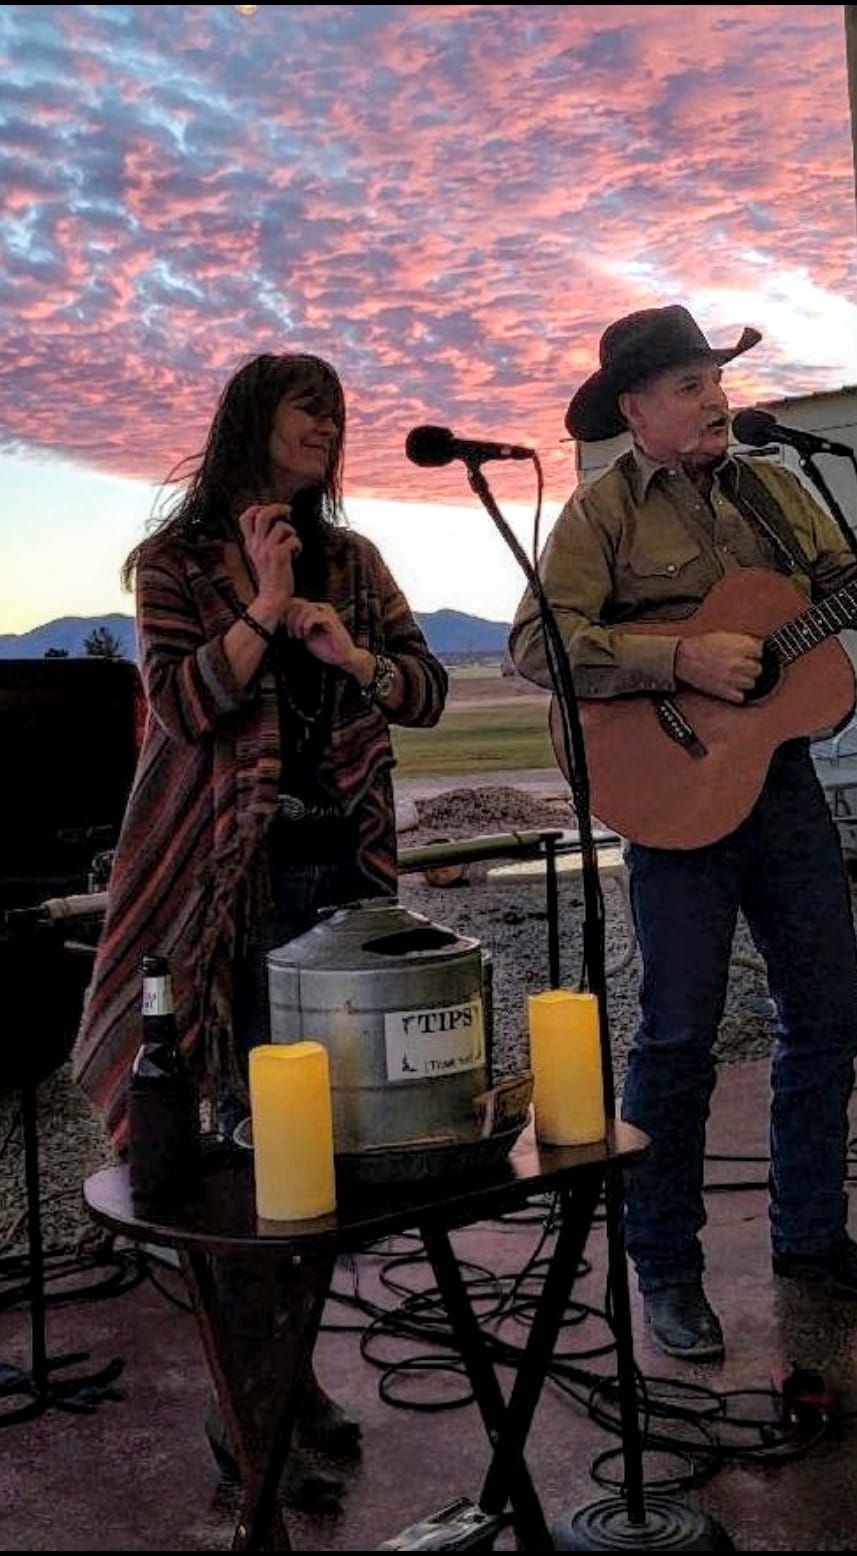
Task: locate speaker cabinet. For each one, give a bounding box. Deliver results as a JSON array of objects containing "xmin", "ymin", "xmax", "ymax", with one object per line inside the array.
[{"xmin": 0, "ymin": 658, "xmax": 142, "ymax": 909}]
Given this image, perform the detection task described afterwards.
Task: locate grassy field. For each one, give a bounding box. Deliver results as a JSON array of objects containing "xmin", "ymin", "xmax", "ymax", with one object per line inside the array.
[{"xmin": 392, "ymin": 669, "xmax": 554, "ymax": 775}]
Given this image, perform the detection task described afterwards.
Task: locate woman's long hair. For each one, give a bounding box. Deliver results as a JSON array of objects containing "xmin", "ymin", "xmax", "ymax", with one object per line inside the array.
[{"xmin": 121, "ymin": 352, "xmax": 346, "ymax": 590}]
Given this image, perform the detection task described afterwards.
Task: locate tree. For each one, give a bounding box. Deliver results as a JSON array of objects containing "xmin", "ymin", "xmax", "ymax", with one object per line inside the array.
[
  {"xmin": 44, "ymin": 646, "xmax": 69, "ymax": 657},
  {"xmin": 84, "ymin": 625, "xmax": 124, "ymax": 659}
]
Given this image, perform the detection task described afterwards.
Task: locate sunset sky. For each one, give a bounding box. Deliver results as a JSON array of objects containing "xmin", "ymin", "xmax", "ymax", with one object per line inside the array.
[{"xmin": 1, "ymin": 3, "xmax": 855, "ymax": 634}]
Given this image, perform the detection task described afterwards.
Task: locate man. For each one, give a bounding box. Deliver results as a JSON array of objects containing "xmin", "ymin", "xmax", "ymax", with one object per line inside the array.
[{"xmin": 509, "ymin": 304, "xmax": 857, "ymax": 1361}]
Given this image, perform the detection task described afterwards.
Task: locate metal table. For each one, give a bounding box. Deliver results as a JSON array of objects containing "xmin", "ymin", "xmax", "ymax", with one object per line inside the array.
[{"xmin": 84, "ymin": 1121, "xmax": 648, "ymax": 1552}]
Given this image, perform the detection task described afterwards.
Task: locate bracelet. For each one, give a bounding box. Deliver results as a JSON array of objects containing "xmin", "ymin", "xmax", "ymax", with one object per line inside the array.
[
  {"xmin": 238, "ymin": 608, "xmax": 275, "ymax": 647},
  {"xmin": 363, "ymin": 652, "xmax": 397, "ymax": 704}
]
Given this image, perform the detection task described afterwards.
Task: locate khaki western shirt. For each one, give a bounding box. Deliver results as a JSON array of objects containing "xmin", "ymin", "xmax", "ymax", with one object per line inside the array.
[{"xmin": 509, "ymin": 449, "xmax": 857, "ymax": 697}]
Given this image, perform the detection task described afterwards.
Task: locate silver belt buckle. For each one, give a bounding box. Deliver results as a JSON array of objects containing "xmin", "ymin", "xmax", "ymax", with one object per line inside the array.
[{"xmin": 276, "ymin": 794, "xmax": 308, "ymax": 823}]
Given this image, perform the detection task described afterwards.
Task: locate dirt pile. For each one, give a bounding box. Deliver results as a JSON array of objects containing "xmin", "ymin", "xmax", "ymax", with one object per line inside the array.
[{"xmin": 413, "ymin": 785, "xmax": 573, "ymax": 841}]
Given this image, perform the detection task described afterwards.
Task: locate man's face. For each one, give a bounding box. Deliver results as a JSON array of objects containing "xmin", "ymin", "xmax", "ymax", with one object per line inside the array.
[{"xmin": 619, "ymin": 357, "xmax": 730, "ymax": 467}]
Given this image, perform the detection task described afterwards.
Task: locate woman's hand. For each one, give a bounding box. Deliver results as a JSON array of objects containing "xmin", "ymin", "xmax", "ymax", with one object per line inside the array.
[
  {"xmin": 237, "ymin": 503, "xmax": 301, "ymax": 617},
  {"xmin": 283, "ymin": 597, "xmax": 374, "ymax": 682}
]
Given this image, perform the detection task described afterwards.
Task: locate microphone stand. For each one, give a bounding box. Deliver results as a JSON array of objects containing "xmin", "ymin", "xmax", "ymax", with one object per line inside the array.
[
  {"xmin": 795, "ymin": 450, "xmax": 857, "ymax": 561},
  {"xmin": 750, "ymin": 437, "xmax": 857, "ymax": 560},
  {"xmin": 463, "ymin": 459, "xmax": 732, "ymax": 1553}
]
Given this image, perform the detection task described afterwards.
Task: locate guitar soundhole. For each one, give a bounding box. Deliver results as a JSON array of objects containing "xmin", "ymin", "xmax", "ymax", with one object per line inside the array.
[{"xmin": 744, "ymin": 642, "xmax": 781, "ymax": 703}]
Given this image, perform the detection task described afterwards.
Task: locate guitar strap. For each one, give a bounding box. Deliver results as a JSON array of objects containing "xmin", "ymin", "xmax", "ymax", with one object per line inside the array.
[{"xmin": 722, "ymin": 457, "xmax": 816, "ymax": 578}]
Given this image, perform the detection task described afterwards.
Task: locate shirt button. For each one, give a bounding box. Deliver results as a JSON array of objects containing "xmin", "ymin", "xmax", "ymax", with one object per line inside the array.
[{"xmin": 666, "ymin": 563, "xmax": 677, "ymax": 574}]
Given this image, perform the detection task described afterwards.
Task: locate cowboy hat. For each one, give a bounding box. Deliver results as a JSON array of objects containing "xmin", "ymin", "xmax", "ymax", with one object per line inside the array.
[{"xmin": 565, "ymin": 305, "xmax": 762, "ymax": 443}]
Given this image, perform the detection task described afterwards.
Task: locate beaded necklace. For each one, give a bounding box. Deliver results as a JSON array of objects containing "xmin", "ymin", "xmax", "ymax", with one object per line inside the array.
[{"xmin": 273, "ymin": 634, "xmax": 331, "ymax": 731}]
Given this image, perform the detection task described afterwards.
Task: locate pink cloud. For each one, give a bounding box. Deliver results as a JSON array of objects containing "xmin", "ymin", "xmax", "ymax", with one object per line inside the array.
[{"xmin": 0, "ymin": 4, "xmax": 852, "ymax": 506}]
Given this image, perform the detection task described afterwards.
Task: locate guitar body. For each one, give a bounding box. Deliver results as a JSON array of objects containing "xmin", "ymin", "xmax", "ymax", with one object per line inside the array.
[{"xmin": 549, "ymin": 568, "xmax": 856, "ymax": 849}]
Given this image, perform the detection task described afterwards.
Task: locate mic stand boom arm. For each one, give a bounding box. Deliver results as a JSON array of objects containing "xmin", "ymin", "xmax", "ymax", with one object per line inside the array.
[{"xmin": 463, "ymin": 459, "xmax": 647, "ymax": 1528}]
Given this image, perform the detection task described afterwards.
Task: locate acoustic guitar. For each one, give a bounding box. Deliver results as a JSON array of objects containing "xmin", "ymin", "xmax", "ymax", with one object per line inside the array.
[{"xmin": 549, "ymin": 566, "xmax": 857, "ymax": 849}]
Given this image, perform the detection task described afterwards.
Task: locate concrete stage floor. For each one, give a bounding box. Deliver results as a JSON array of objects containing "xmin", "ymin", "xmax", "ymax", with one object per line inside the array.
[{"xmin": 2, "ymin": 1057, "xmax": 857, "ymax": 1552}]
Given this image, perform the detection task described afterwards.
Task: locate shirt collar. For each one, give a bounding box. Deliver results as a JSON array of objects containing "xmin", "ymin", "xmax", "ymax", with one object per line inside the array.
[{"xmin": 630, "ymin": 443, "xmax": 738, "ymax": 501}]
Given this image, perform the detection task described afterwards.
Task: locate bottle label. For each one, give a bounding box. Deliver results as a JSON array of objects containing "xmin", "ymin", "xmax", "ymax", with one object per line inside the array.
[{"xmin": 142, "ymin": 977, "xmax": 174, "ymax": 1017}]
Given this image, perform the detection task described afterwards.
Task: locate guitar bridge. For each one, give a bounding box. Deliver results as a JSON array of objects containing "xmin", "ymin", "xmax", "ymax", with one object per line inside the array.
[{"xmin": 653, "ymin": 696, "xmax": 707, "ymax": 759}]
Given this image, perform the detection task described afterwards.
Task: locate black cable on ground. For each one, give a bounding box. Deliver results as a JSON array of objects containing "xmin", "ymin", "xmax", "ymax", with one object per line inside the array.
[
  {"xmin": 0, "ymin": 1094, "xmax": 148, "ymax": 1305},
  {"xmin": 139, "ymin": 1253, "xmax": 194, "ymax": 1313},
  {"xmin": 324, "ymin": 1189, "xmax": 839, "ymax": 1492},
  {"xmin": 0, "ymin": 1235, "xmax": 145, "ymax": 1311}
]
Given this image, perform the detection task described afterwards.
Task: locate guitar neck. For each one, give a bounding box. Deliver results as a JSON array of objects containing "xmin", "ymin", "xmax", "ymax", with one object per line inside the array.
[{"xmin": 769, "ymin": 577, "xmax": 857, "ymax": 665}]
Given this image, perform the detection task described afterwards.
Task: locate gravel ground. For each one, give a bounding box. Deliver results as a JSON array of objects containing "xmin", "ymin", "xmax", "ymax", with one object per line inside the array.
[
  {"xmin": 399, "ymin": 785, "xmax": 778, "ymax": 1083},
  {"xmin": 0, "ymin": 785, "xmax": 804, "ymax": 1254}
]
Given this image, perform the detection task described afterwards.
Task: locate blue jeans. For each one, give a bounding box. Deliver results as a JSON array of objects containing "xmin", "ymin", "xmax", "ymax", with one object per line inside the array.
[{"xmin": 621, "ymin": 741, "xmax": 857, "ymax": 1294}]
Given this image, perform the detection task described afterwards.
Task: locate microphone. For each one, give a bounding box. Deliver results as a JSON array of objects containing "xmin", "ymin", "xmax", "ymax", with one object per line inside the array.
[
  {"xmin": 405, "ymin": 424, "xmax": 535, "ymax": 467},
  {"xmin": 732, "ymin": 408, "xmax": 852, "ymax": 458}
]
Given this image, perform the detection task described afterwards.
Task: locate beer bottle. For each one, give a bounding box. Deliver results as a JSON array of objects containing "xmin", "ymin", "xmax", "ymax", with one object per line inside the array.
[{"xmin": 128, "ymin": 954, "xmax": 201, "ymax": 1214}]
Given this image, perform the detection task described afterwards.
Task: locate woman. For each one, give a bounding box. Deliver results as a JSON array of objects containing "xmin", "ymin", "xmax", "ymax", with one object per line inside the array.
[{"xmin": 72, "ymin": 350, "xmax": 448, "ymax": 1506}]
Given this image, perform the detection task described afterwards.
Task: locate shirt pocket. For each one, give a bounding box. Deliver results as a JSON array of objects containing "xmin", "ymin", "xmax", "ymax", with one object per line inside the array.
[
  {"xmin": 626, "ymin": 531, "xmax": 701, "ymax": 581},
  {"xmin": 617, "ymin": 528, "xmax": 708, "ymax": 616}
]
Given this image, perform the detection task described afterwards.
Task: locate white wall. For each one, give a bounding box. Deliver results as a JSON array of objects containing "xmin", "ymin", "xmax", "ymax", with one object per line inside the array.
[{"xmin": 577, "ymin": 385, "xmax": 857, "ymax": 527}]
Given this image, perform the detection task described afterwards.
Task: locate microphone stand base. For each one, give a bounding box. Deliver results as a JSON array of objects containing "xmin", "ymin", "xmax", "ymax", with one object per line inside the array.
[{"xmin": 552, "ymin": 1494, "xmax": 734, "ymax": 1552}]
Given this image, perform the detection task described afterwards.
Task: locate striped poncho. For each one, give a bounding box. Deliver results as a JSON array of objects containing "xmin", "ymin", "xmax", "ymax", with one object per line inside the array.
[{"xmin": 72, "ymin": 526, "xmax": 448, "ymax": 1148}]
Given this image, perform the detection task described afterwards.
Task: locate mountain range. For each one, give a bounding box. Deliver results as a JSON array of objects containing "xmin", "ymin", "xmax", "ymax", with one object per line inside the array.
[{"xmin": 0, "ymin": 608, "xmax": 512, "ymax": 662}]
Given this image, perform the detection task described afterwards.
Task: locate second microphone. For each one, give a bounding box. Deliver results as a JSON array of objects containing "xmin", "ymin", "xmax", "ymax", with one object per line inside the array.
[{"xmin": 406, "ymin": 425, "xmax": 535, "ymax": 467}]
